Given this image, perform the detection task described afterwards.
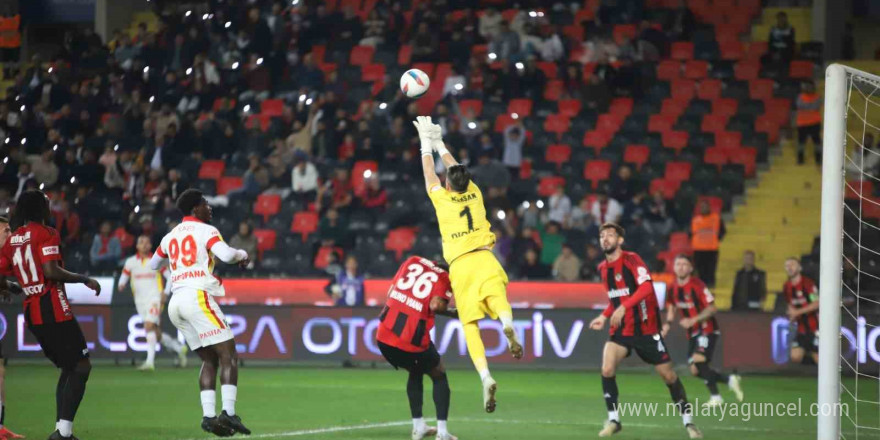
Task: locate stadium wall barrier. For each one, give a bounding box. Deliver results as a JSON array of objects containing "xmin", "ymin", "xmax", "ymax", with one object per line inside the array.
[{"xmin": 0, "ymin": 304, "xmax": 873, "ymax": 372}]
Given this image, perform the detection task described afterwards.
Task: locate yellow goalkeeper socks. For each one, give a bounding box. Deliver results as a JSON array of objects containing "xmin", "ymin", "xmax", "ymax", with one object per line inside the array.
[
  {"xmin": 463, "ymin": 321, "xmax": 491, "ymax": 380},
  {"xmin": 486, "ymin": 295, "xmax": 514, "ymax": 328}
]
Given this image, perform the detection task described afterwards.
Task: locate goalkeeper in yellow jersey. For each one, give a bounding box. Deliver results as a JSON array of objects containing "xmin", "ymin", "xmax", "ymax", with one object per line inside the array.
[{"xmin": 414, "ymin": 116, "xmax": 523, "ymax": 413}]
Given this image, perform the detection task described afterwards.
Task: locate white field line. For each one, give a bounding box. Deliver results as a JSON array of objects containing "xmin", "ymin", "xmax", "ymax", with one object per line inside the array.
[{"xmin": 175, "ymin": 420, "xmax": 411, "ymax": 440}]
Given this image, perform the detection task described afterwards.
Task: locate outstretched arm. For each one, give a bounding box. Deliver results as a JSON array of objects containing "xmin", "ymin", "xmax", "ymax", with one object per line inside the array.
[{"xmin": 415, "ymin": 116, "xmax": 443, "ymax": 192}]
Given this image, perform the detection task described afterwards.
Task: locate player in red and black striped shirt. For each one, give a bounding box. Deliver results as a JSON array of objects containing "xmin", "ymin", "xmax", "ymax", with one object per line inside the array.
[
  {"xmin": 783, "ymin": 257, "xmax": 819, "ymax": 364},
  {"xmin": 376, "ymin": 256, "xmax": 458, "ymax": 440},
  {"xmin": 588, "ymin": 223, "xmax": 701, "ymax": 439},
  {"xmin": 663, "ymin": 255, "xmax": 743, "ymax": 407}
]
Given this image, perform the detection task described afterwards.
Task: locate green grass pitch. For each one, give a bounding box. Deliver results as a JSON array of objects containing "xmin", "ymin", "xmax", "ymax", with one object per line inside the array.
[{"xmin": 0, "ymin": 365, "xmax": 869, "ymax": 439}]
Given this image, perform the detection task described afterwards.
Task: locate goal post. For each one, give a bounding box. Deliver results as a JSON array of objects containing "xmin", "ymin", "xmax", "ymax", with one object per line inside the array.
[{"xmin": 818, "ymin": 63, "xmax": 880, "ymax": 440}]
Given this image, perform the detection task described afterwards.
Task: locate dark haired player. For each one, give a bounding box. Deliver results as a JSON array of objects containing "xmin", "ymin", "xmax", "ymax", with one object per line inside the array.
[
  {"xmin": 663, "ymin": 254, "xmax": 743, "ymax": 407},
  {"xmin": 588, "ymin": 223, "xmax": 701, "ymax": 438},
  {"xmin": 415, "ymin": 116, "xmax": 523, "ymax": 413},
  {"xmin": 0, "ymin": 216, "xmax": 23, "ymax": 439},
  {"xmin": 0, "ymin": 190, "xmax": 101, "ymax": 440},
  {"xmin": 783, "ymin": 257, "xmax": 819, "ymax": 364},
  {"xmin": 377, "ymin": 255, "xmax": 458, "ymax": 440},
  {"xmin": 150, "ymin": 189, "xmax": 251, "ymax": 437}
]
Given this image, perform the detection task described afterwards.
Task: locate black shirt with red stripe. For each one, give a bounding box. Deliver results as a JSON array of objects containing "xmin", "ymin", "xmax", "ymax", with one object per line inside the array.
[
  {"xmin": 667, "ymin": 277, "xmax": 720, "ymax": 337},
  {"xmin": 599, "ymin": 251, "xmax": 661, "ymax": 336},
  {"xmin": 783, "ymin": 276, "xmax": 819, "ymax": 334},
  {"xmin": 0, "ymin": 222, "xmax": 73, "ymax": 325}
]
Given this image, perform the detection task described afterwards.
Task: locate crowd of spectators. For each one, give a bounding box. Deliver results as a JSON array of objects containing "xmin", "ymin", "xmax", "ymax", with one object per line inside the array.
[{"xmin": 0, "ymin": 0, "xmax": 787, "ymax": 284}]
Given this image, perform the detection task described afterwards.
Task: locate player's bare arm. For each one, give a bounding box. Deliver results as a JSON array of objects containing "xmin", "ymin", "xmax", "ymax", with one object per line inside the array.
[
  {"xmin": 663, "ymin": 305, "xmax": 676, "ymax": 337},
  {"xmin": 789, "ymin": 300, "xmax": 819, "ymax": 320},
  {"xmin": 42, "ymin": 261, "xmax": 100, "ymax": 295},
  {"xmin": 680, "ymin": 304, "xmax": 716, "ymax": 329},
  {"xmin": 589, "ymin": 313, "xmax": 607, "ymax": 330}
]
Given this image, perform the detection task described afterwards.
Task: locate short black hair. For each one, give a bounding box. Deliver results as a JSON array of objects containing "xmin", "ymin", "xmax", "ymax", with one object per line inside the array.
[
  {"xmin": 599, "ymin": 222, "xmax": 625, "ymax": 238},
  {"xmin": 447, "ymin": 165, "xmax": 470, "ymax": 193},
  {"xmin": 176, "ymin": 189, "xmax": 205, "ymax": 215},
  {"xmin": 674, "ymin": 254, "xmax": 693, "ymax": 265},
  {"xmin": 11, "ymin": 190, "xmax": 50, "ymax": 229}
]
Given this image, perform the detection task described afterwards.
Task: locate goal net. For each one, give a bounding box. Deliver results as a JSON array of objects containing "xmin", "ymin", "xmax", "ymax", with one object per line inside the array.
[{"xmin": 820, "ymin": 64, "xmax": 880, "ymax": 439}]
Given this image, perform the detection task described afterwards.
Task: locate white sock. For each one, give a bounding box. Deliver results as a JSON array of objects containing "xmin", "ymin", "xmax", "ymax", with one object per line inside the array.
[
  {"xmin": 437, "ymin": 420, "xmax": 448, "ymax": 435},
  {"xmin": 58, "ymin": 419, "xmax": 73, "ymax": 437},
  {"xmin": 710, "ymin": 394, "xmax": 722, "ymax": 400},
  {"xmin": 221, "ymin": 384, "xmax": 237, "ymax": 416},
  {"xmin": 682, "ymin": 412, "xmax": 693, "ymax": 425},
  {"xmin": 499, "ymin": 313, "xmax": 513, "ymax": 330},
  {"xmin": 201, "ymin": 390, "xmax": 216, "ymax": 417},
  {"xmin": 608, "ymin": 410, "xmax": 619, "ymax": 422},
  {"xmin": 146, "ymin": 332, "xmax": 157, "ymax": 364},
  {"xmin": 478, "ymin": 368, "xmax": 492, "ymax": 382},
  {"xmin": 412, "ymin": 417, "xmax": 425, "ymax": 431},
  {"xmin": 161, "ymin": 332, "xmax": 184, "ymax": 353}
]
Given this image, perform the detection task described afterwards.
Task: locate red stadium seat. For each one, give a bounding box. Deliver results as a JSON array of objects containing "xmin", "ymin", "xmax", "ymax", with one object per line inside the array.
[
  {"xmin": 745, "ymin": 41, "xmax": 768, "ymax": 60},
  {"xmin": 734, "ymin": 60, "xmax": 760, "ymax": 80},
  {"xmin": 662, "ymin": 131, "xmax": 689, "ymax": 154},
  {"xmin": 661, "ymin": 98, "xmax": 688, "ymax": 118},
  {"xmin": 519, "ymin": 159, "xmax": 533, "ymax": 179},
  {"xmin": 664, "ymin": 161, "xmax": 692, "ymax": 182},
  {"xmin": 260, "ymin": 99, "xmax": 284, "ymax": 117},
  {"xmin": 697, "ymin": 79, "xmax": 723, "ymax": 100},
  {"xmin": 655, "ymin": 251, "xmax": 677, "ymax": 272},
  {"xmin": 719, "ymin": 41, "xmax": 745, "ymax": 60},
  {"xmin": 684, "ymin": 61, "xmax": 708, "ymax": 79},
  {"xmin": 253, "ymin": 229, "xmax": 277, "ymax": 259},
  {"xmin": 562, "ymin": 24, "xmax": 585, "ymax": 42},
  {"xmin": 650, "ymin": 178, "xmax": 681, "ymax": 199},
  {"xmin": 846, "ymin": 180, "xmax": 875, "ymax": 200},
  {"xmin": 749, "ymin": 79, "xmax": 775, "ymax": 101},
  {"xmin": 508, "ymin": 99, "xmax": 533, "ymax": 117},
  {"xmin": 351, "ymin": 160, "xmax": 378, "ymax": 195},
  {"xmin": 457, "ymin": 99, "xmax": 483, "ymax": 117},
  {"xmin": 349, "ymin": 45, "xmax": 375, "ymax": 66},
  {"xmin": 712, "ymin": 98, "xmax": 739, "ymax": 118},
  {"xmin": 596, "ymin": 113, "xmax": 622, "ymax": 133},
  {"xmin": 494, "ymin": 113, "xmax": 518, "ymax": 132},
  {"xmin": 538, "ymin": 176, "xmax": 566, "ymax": 197},
  {"xmin": 397, "ymin": 45, "xmax": 412, "ymax": 65},
  {"xmin": 669, "ymin": 232, "xmax": 691, "ymax": 253},
  {"xmin": 701, "ymin": 114, "xmax": 729, "ymax": 134},
  {"xmin": 584, "ymin": 160, "xmax": 612, "ymax": 189},
  {"xmin": 558, "ymin": 99, "xmax": 582, "ymax": 118},
  {"xmin": 671, "ymin": 79, "xmax": 697, "ymax": 101},
  {"xmin": 729, "ymin": 147, "xmax": 758, "ymax": 177},
  {"xmin": 755, "ymin": 114, "xmax": 781, "ymax": 144},
  {"xmin": 574, "ymin": 8, "xmax": 595, "ymax": 23},
  {"xmin": 361, "ymin": 63, "xmax": 386, "ymax": 82},
  {"xmin": 765, "ymin": 98, "xmax": 792, "ymax": 125},
  {"xmin": 583, "ymin": 130, "xmax": 612, "ymax": 154},
  {"xmin": 536, "ymin": 61, "xmax": 558, "ymax": 79},
  {"xmin": 671, "ymin": 42, "xmax": 694, "ymax": 60},
  {"xmin": 311, "ymin": 45, "xmax": 327, "ymax": 63},
  {"xmin": 694, "ymin": 196, "xmax": 724, "ymax": 215},
  {"xmin": 649, "ymin": 114, "xmax": 676, "ymax": 133},
  {"xmin": 612, "ymin": 24, "xmax": 637, "ymax": 44},
  {"xmin": 789, "ymin": 61, "xmax": 814, "ymax": 79},
  {"xmin": 291, "ymin": 211, "xmax": 319, "ymax": 242},
  {"xmin": 412, "ymin": 62, "xmax": 435, "ymax": 77},
  {"xmin": 545, "ymin": 144, "xmax": 572, "ymax": 169},
  {"xmin": 216, "ymin": 177, "xmax": 243, "ymax": 195},
  {"xmin": 314, "ymin": 246, "xmax": 343, "ymax": 270},
  {"xmin": 543, "ymin": 80, "xmax": 564, "ymax": 101},
  {"xmin": 113, "ymin": 227, "xmax": 135, "ymax": 252},
  {"xmin": 703, "ymin": 147, "xmax": 728, "ymax": 169},
  {"xmin": 198, "ymin": 160, "xmax": 226, "ymax": 180},
  {"xmin": 609, "ymin": 98, "xmax": 634, "ymax": 120},
  {"xmin": 623, "ymin": 144, "xmax": 650, "ymax": 170},
  {"xmin": 253, "ymin": 194, "xmax": 282, "ymax": 223},
  {"xmin": 212, "ymin": 98, "xmax": 236, "ymax": 112},
  {"xmin": 717, "ymin": 131, "xmax": 743, "ymax": 150},
  {"xmin": 246, "ymin": 114, "xmax": 272, "ymax": 132},
  {"xmin": 543, "ymin": 114, "xmax": 571, "ymax": 138},
  {"xmin": 385, "ymin": 228, "xmax": 417, "ymax": 260},
  {"xmin": 865, "ymin": 197, "xmax": 880, "ymax": 221},
  {"xmin": 657, "ymin": 60, "xmax": 681, "ymax": 81}
]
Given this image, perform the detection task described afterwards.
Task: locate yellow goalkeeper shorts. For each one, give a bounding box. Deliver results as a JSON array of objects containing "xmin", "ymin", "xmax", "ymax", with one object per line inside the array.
[{"xmin": 449, "ymin": 250, "xmax": 509, "ymax": 324}]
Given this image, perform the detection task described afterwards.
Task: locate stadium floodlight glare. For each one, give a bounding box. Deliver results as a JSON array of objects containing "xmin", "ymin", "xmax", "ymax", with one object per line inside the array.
[
  {"xmin": 48, "ymin": 67, "xmax": 53, "ymax": 73},
  {"xmin": 225, "ymin": 21, "xmax": 232, "ymax": 28},
  {"xmin": 488, "ymin": 52, "xmax": 497, "ymax": 60},
  {"xmin": 497, "ymin": 210, "xmax": 506, "ymax": 220},
  {"xmin": 818, "ymin": 64, "xmax": 880, "ymax": 440},
  {"xmin": 363, "ymin": 169, "xmax": 372, "ymax": 179},
  {"xmin": 39, "ymin": 183, "xmax": 44, "ymax": 190},
  {"xmin": 1, "ymin": 157, "xmax": 6, "ymax": 164},
  {"xmin": 299, "ymin": 94, "xmax": 306, "ymax": 102},
  {"xmin": 522, "ymin": 201, "xmax": 530, "ymax": 209},
  {"xmin": 149, "ymin": 96, "xmax": 155, "ymax": 103},
  {"xmin": 19, "ymin": 105, "xmax": 24, "ymax": 112},
  {"xmin": 53, "ymin": 144, "xmax": 58, "ymax": 151},
  {"xmin": 232, "ymin": 62, "xmax": 240, "ymax": 70},
  {"xmin": 306, "ymin": 98, "xmax": 313, "ymax": 105},
  {"xmin": 468, "ymin": 122, "xmax": 477, "ymax": 129},
  {"xmin": 20, "ymin": 138, "xmax": 25, "ymax": 145},
  {"xmin": 529, "ymin": 11, "xmax": 537, "ymax": 17},
  {"xmin": 70, "ymin": 176, "xmax": 76, "ymax": 184},
  {"xmin": 536, "ymin": 200, "xmax": 544, "ymax": 209},
  {"xmin": 515, "ymin": 62, "xmax": 524, "ymax": 70},
  {"xmin": 257, "ymin": 57, "xmax": 264, "ymax": 65},
  {"xmin": 379, "ymin": 102, "xmax": 387, "ymax": 110},
  {"xmin": 134, "ymin": 205, "xmax": 140, "ymax": 214},
  {"xmin": 185, "ymin": 10, "xmax": 192, "ymax": 17},
  {"xmin": 143, "ymin": 66, "xmax": 149, "ymax": 73},
  {"xmin": 243, "ymin": 104, "xmax": 251, "ymax": 113},
  {"xmin": 202, "ymin": 13, "xmax": 209, "ymax": 20},
  {"xmin": 511, "ymin": 112, "xmax": 519, "ymax": 119},
  {"xmin": 3, "ymin": 138, "xmax": 7, "ymax": 144},
  {"xmin": 114, "ymin": 144, "xmax": 119, "ymax": 151},
  {"xmin": 454, "ymin": 83, "xmax": 464, "ymax": 91},
  {"xmin": 186, "ymin": 67, "xmax": 193, "ymax": 75}
]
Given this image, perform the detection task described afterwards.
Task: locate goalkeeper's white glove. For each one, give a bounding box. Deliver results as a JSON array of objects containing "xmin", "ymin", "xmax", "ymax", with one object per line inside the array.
[
  {"xmin": 431, "ymin": 122, "xmax": 449, "ymax": 157},
  {"xmin": 413, "ymin": 116, "xmax": 441, "ymax": 157}
]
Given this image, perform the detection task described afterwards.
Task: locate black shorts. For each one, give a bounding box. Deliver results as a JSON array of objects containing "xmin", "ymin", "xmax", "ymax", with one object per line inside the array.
[
  {"xmin": 28, "ymin": 318, "xmax": 89, "ymax": 370},
  {"xmin": 687, "ymin": 333, "xmax": 719, "ymax": 363},
  {"xmin": 797, "ymin": 124, "xmax": 821, "ymax": 146},
  {"xmin": 792, "ymin": 331, "xmax": 819, "ymax": 353},
  {"xmin": 610, "ymin": 334, "xmax": 671, "ymax": 365},
  {"xmin": 378, "ymin": 341, "xmax": 441, "ymax": 374}
]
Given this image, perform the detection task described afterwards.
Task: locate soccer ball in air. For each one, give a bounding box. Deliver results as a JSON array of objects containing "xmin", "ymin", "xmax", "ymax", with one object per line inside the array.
[{"xmin": 400, "ymin": 68, "xmax": 430, "ymax": 98}]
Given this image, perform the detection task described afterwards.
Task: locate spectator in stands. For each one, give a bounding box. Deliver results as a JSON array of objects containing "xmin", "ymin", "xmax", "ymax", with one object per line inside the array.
[
  {"xmin": 28, "ymin": 149, "xmax": 58, "ymax": 188},
  {"xmin": 228, "ymin": 154, "xmax": 269, "ymax": 201},
  {"xmin": 731, "ymin": 250, "xmax": 767, "ymax": 311},
  {"xmin": 448, "ymin": 31, "xmax": 473, "ymax": 71},
  {"xmin": 493, "ymin": 225, "xmax": 514, "ymax": 266},
  {"xmin": 518, "ymin": 248, "xmax": 551, "ymax": 280},
  {"xmin": 359, "ymin": 175, "xmax": 388, "ymax": 211},
  {"xmin": 690, "ymin": 200, "xmax": 725, "ymax": 287},
  {"xmin": 502, "ymin": 123, "xmax": 525, "ymax": 176},
  {"xmin": 0, "ymin": 188, "xmax": 12, "ymax": 217},
  {"xmin": 583, "ymin": 74, "xmax": 612, "ymax": 112},
  {"xmin": 14, "ymin": 161, "xmax": 33, "ymax": 200},
  {"xmin": 471, "ymin": 152, "xmax": 511, "ymax": 191},
  {"xmin": 579, "ymin": 243, "xmax": 604, "ymax": 282},
  {"xmin": 590, "ymin": 191, "xmax": 623, "ymax": 225},
  {"xmin": 411, "ymin": 23, "xmax": 439, "ymax": 63},
  {"xmin": 569, "ymin": 196, "xmax": 600, "ymax": 235},
  {"xmin": 642, "ymin": 190, "xmax": 675, "ymax": 236},
  {"xmin": 553, "ymin": 244, "xmax": 581, "ymax": 282},
  {"xmin": 479, "ymin": 8, "xmax": 503, "ymax": 42},
  {"xmin": 609, "ymin": 165, "xmax": 639, "ymax": 202},
  {"xmin": 638, "ymin": 19, "xmax": 668, "ymax": 58},
  {"xmin": 795, "ymin": 81, "xmax": 823, "ymax": 165},
  {"xmin": 443, "ymin": 66, "xmax": 468, "ymax": 97},
  {"xmin": 540, "ymin": 25, "xmax": 565, "ymax": 62},
  {"xmin": 229, "ymin": 222, "xmax": 258, "ymax": 270},
  {"xmin": 90, "ymin": 220, "xmax": 121, "ymax": 271},
  {"xmin": 540, "ymin": 221, "xmax": 564, "ymax": 266},
  {"xmin": 328, "ymin": 255, "xmax": 365, "ymax": 307},
  {"xmin": 490, "ymin": 21, "xmax": 521, "ymax": 61},
  {"xmin": 548, "ymin": 185, "xmax": 572, "ymax": 226},
  {"xmin": 666, "ymin": 0, "xmax": 695, "ymax": 41},
  {"xmin": 291, "ymin": 152, "xmax": 319, "ymax": 204},
  {"xmin": 319, "ymin": 208, "xmax": 347, "ymax": 247},
  {"xmin": 53, "ymin": 200, "xmax": 81, "ymax": 245},
  {"xmin": 768, "ymin": 12, "xmax": 795, "ymax": 62}
]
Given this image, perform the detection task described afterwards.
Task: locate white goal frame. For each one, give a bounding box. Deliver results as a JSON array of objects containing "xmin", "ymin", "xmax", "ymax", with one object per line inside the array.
[{"xmin": 818, "ymin": 63, "xmax": 880, "ymax": 439}]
